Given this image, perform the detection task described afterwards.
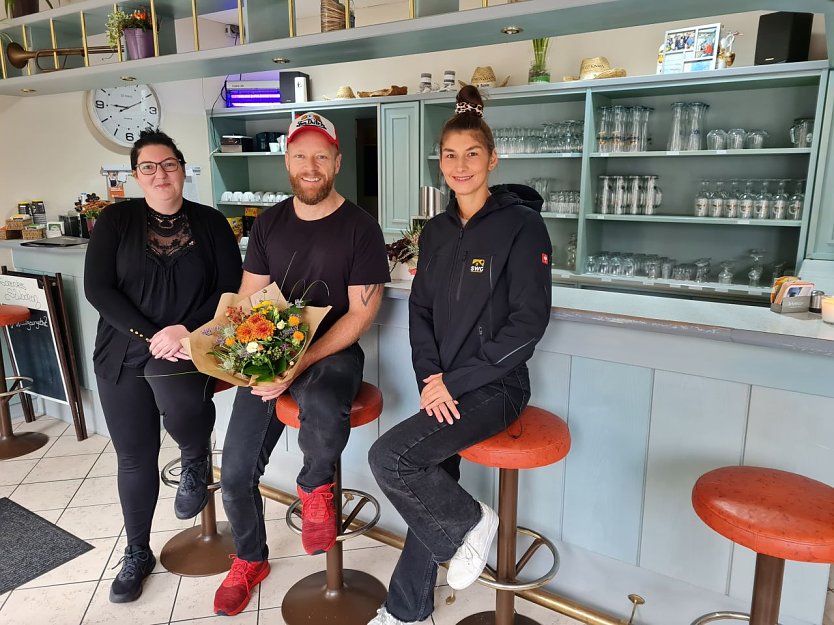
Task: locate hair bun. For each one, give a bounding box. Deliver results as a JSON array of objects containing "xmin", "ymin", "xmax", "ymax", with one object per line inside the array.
[{"xmin": 456, "ymin": 85, "xmax": 484, "ymax": 110}]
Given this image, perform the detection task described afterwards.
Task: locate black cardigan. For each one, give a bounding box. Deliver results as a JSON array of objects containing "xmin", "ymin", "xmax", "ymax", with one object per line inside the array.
[{"xmin": 84, "ymin": 198, "xmax": 242, "ymax": 383}]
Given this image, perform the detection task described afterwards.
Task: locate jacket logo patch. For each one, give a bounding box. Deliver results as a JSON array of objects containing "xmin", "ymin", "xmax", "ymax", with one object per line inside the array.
[
  {"xmin": 541, "ymin": 253, "xmax": 549, "ymax": 265},
  {"xmin": 470, "ymin": 258, "xmax": 485, "ymax": 273}
]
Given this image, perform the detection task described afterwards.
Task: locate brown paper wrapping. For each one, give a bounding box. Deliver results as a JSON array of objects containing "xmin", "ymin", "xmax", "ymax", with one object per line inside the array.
[{"xmin": 182, "ymin": 283, "xmax": 331, "ymax": 387}]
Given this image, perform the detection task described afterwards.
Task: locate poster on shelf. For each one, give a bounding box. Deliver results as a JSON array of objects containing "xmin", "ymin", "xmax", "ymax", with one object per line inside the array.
[{"xmin": 658, "ymin": 23, "xmax": 720, "ymax": 75}]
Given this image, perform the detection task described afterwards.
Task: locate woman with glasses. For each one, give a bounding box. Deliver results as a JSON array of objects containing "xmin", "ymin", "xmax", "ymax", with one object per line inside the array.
[{"xmin": 84, "ymin": 130, "xmax": 242, "ymax": 604}]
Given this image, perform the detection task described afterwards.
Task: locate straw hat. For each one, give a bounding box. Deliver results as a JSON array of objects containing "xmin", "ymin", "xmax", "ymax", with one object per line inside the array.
[
  {"xmin": 564, "ymin": 57, "xmax": 626, "ymax": 81},
  {"xmin": 322, "ymin": 85, "xmax": 356, "ymax": 100},
  {"xmin": 458, "ymin": 66, "xmax": 510, "ymax": 89}
]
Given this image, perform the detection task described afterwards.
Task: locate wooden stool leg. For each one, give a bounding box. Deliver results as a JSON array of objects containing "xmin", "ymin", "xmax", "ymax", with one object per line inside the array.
[
  {"xmin": 160, "ymin": 467, "xmax": 236, "ymax": 576},
  {"xmin": 281, "ymin": 459, "xmax": 387, "ymax": 625},
  {"xmin": 749, "ymin": 554, "xmax": 785, "ymax": 625},
  {"xmin": 458, "ymin": 468, "xmax": 540, "ymax": 625}
]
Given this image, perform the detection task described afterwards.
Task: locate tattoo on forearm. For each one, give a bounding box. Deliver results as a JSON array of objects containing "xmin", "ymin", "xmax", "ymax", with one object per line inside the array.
[{"xmin": 360, "ymin": 284, "xmax": 381, "ymax": 307}]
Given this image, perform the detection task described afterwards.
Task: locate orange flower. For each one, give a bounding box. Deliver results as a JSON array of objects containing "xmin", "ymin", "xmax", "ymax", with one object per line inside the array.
[
  {"xmin": 249, "ymin": 315, "xmax": 275, "ymax": 340},
  {"xmin": 224, "ymin": 337, "xmax": 235, "ymax": 347},
  {"xmin": 293, "ymin": 330, "xmax": 305, "ymax": 342},
  {"xmin": 236, "ymin": 323, "xmax": 256, "ymax": 343},
  {"xmin": 288, "ymin": 314, "xmax": 300, "ymax": 327}
]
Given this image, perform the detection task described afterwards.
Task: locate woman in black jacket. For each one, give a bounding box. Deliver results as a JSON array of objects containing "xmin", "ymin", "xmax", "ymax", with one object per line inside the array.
[
  {"xmin": 84, "ymin": 130, "xmax": 242, "ymax": 604},
  {"xmin": 368, "ymin": 87, "xmax": 552, "ymax": 625}
]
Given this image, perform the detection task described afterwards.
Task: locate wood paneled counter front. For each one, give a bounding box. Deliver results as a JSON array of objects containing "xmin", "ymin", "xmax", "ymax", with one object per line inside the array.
[{"xmin": 5, "ymin": 242, "xmax": 833, "ymax": 625}]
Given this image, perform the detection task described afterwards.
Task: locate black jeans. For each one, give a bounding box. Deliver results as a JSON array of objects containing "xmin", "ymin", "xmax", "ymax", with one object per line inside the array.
[
  {"xmin": 96, "ymin": 358, "xmax": 216, "ymax": 547},
  {"xmin": 221, "ymin": 343, "xmax": 364, "ymax": 561},
  {"xmin": 368, "ymin": 367, "xmax": 530, "ymax": 623}
]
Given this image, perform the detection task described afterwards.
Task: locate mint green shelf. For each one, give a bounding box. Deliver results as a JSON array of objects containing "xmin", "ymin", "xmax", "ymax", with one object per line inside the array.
[
  {"xmin": 212, "ymin": 152, "xmax": 285, "ymax": 158},
  {"xmin": 428, "ymin": 153, "xmax": 582, "ymax": 160},
  {"xmin": 585, "ymin": 214, "xmax": 803, "ymax": 227},
  {"xmin": 543, "ymin": 213, "xmax": 579, "ymax": 219}
]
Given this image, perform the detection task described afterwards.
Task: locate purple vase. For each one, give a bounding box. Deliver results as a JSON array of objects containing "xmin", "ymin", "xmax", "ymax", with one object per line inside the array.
[{"xmin": 123, "ymin": 28, "xmax": 154, "ymax": 60}]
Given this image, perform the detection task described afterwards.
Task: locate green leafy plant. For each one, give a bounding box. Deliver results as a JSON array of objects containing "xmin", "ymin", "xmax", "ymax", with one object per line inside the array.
[
  {"xmin": 4, "ymin": 0, "xmax": 53, "ymax": 19},
  {"xmin": 531, "ymin": 37, "xmax": 550, "ymax": 71},
  {"xmin": 385, "ymin": 220, "xmax": 423, "ymax": 267},
  {"xmin": 105, "ymin": 7, "xmax": 152, "ymax": 48}
]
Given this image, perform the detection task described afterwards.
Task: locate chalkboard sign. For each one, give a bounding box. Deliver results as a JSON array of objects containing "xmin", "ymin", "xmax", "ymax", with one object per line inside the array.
[{"xmin": 0, "ymin": 273, "xmax": 69, "ymax": 404}]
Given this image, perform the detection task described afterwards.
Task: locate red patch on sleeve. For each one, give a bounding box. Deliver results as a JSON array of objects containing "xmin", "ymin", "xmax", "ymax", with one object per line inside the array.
[{"xmin": 541, "ymin": 253, "xmax": 549, "ymax": 265}]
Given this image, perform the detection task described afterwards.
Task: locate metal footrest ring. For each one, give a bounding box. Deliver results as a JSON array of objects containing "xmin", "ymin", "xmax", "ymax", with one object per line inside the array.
[
  {"xmin": 285, "ymin": 488, "xmax": 381, "ymax": 542},
  {"xmin": 690, "ymin": 611, "xmax": 778, "ymax": 625},
  {"xmin": 477, "ymin": 526, "xmax": 560, "ymax": 592},
  {"xmin": 0, "ymin": 375, "xmax": 33, "ymax": 400},
  {"xmin": 161, "ymin": 453, "xmax": 221, "ymax": 493}
]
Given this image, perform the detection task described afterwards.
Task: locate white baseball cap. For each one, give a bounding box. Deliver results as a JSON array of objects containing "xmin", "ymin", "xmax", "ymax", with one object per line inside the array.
[{"xmin": 287, "ymin": 112, "xmax": 339, "ymax": 149}]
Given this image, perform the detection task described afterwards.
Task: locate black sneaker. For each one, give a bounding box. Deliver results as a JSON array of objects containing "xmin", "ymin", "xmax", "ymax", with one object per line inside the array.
[
  {"xmin": 109, "ymin": 545, "xmax": 156, "ymax": 603},
  {"xmin": 174, "ymin": 456, "xmax": 210, "ymax": 520}
]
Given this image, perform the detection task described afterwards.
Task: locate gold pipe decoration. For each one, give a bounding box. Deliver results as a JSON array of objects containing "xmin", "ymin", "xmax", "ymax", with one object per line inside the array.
[
  {"xmin": 408, "ymin": 0, "xmax": 415, "ymax": 19},
  {"xmin": 237, "ymin": 0, "xmax": 245, "ymax": 44},
  {"xmin": 49, "ymin": 19, "xmax": 59, "ymax": 70},
  {"xmin": 79, "ymin": 12, "xmax": 89, "ymax": 67},
  {"xmin": 344, "ymin": 0, "xmax": 350, "ymax": 30},
  {"xmin": 191, "ymin": 0, "xmax": 200, "ymax": 51},
  {"xmin": 288, "ymin": 0, "xmax": 295, "ymax": 38},
  {"xmin": 245, "ymin": 477, "xmax": 629, "ymax": 625},
  {"xmin": 150, "ymin": 0, "xmax": 159, "ymax": 56},
  {"xmin": 21, "ymin": 25, "xmax": 31, "ymax": 75},
  {"xmin": 113, "ymin": 4, "xmax": 122, "ymax": 62},
  {"xmin": 482, "ymin": 0, "xmax": 488, "ymax": 7}
]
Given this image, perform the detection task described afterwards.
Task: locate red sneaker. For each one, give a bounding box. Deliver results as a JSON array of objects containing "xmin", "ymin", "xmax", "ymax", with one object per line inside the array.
[
  {"xmin": 298, "ymin": 483, "xmax": 338, "ymax": 555},
  {"xmin": 213, "ymin": 557, "xmax": 270, "ymax": 616}
]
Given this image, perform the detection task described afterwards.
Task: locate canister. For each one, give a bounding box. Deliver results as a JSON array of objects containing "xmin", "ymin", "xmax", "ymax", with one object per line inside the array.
[{"xmin": 810, "ymin": 290, "xmax": 824, "ymax": 314}]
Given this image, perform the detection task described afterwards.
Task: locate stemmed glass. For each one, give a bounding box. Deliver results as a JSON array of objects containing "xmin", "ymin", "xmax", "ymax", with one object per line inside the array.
[{"xmin": 748, "ymin": 249, "xmax": 766, "ymax": 287}]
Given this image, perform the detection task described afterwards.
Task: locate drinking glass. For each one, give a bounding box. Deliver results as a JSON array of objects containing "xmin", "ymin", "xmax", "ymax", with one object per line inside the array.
[
  {"xmin": 790, "ymin": 118, "xmax": 814, "ymax": 148},
  {"xmin": 745, "ymin": 130, "xmax": 768, "ymax": 149},
  {"xmin": 685, "ymin": 102, "xmax": 709, "ymax": 151},
  {"xmin": 706, "ymin": 129, "xmax": 727, "ymax": 150},
  {"xmin": 611, "ymin": 105, "xmax": 627, "ymax": 152},
  {"xmin": 612, "ymin": 176, "xmax": 627, "ymax": 214},
  {"xmin": 668, "ymin": 102, "xmax": 686, "ymax": 151},
  {"xmin": 718, "ymin": 261, "xmax": 734, "ymax": 285},
  {"xmin": 643, "ymin": 176, "xmax": 662, "ymax": 214},
  {"xmin": 627, "ymin": 176, "xmax": 643, "ymax": 214},
  {"xmin": 597, "ymin": 107, "xmax": 613, "ymax": 152},
  {"xmin": 727, "ymin": 128, "xmax": 746, "ymax": 150},
  {"xmin": 748, "ymin": 249, "xmax": 766, "ymax": 287}
]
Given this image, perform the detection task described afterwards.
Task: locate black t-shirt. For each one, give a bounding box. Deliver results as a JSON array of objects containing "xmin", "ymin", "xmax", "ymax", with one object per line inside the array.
[{"xmin": 244, "ymin": 198, "xmax": 389, "ymax": 339}]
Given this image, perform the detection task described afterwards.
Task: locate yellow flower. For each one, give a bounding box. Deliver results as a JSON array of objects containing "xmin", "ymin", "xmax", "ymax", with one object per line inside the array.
[
  {"xmin": 293, "ymin": 330, "xmax": 305, "ymax": 342},
  {"xmin": 224, "ymin": 337, "xmax": 235, "ymax": 347},
  {"xmin": 288, "ymin": 315, "xmax": 300, "ymax": 327}
]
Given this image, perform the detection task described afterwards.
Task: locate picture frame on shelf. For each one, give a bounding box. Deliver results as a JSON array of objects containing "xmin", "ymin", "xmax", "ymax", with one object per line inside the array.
[{"xmin": 658, "ymin": 23, "xmax": 720, "ymax": 75}]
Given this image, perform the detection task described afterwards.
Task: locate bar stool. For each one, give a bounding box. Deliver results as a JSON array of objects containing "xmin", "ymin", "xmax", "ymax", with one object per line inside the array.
[
  {"xmin": 457, "ymin": 406, "xmax": 571, "ymax": 625},
  {"xmin": 0, "ymin": 304, "xmax": 46, "ymax": 460},
  {"xmin": 691, "ymin": 466, "xmax": 834, "ymax": 625},
  {"xmin": 159, "ymin": 380, "xmax": 236, "ymax": 576},
  {"xmin": 276, "ymin": 381, "xmax": 386, "ymax": 625}
]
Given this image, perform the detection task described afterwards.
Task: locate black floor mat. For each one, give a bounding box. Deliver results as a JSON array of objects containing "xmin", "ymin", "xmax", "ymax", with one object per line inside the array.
[{"xmin": 0, "ymin": 497, "xmax": 93, "ymax": 594}]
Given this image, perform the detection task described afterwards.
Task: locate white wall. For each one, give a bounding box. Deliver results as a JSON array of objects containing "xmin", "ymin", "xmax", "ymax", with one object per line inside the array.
[{"xmin": 0, "ymin": 9, "xmax": 827, "ymax": 229}]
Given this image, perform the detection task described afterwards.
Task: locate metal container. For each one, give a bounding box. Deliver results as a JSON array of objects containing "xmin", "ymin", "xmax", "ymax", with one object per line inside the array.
[
  {"xmin": 810, "ymin": 290, "xmax": 824, "ymax": 314},
  {"xmin": 419, "ymin": 186, "xmax": 443, "ymax": 218}
]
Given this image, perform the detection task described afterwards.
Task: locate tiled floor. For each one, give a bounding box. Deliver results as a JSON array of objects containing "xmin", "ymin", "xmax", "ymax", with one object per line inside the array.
[{"xmin": 0, "ymin": 415, "xmax": 581, "ymax": 625}]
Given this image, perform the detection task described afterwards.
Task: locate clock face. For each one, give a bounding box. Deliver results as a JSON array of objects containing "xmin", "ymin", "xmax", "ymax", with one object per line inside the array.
[{"xmin": 86, "ymin": 84, "xmax": 162, "ymax": 148}]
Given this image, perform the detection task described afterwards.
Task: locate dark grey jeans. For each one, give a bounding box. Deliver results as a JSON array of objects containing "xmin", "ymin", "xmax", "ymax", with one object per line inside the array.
[
  {"xmin": 220, "ymin": 343, "xmax": 364, "ymax": 561},
  {"xmin": 368, "ymin": 366, "xmax": 530, "ymax": 623}
]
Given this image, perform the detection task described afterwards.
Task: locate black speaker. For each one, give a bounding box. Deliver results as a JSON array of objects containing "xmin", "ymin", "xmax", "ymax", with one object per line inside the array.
[
  {"xmin": 279, "ymin": 71, "xmax": 310, "ymax": 104},
  {"xmin": 755, "ymin": 12, "xmax": 813, "ymax": 65}
]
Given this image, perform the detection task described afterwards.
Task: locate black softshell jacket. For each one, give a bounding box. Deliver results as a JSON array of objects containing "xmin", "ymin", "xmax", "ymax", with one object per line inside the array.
[{"xmin": 409, "ymin": 184, "xmax": 553, "ymax": 398}]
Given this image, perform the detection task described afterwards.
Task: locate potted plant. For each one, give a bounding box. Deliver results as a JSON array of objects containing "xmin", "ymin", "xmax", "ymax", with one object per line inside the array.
[
  {"xmin": 4, "ymin": 0, "xmax": 52, "ymax": 19},
  {"xmin": 385, "ymin": 220, "xmax": 423, "ymax": 277},
  {"xmin": 528, "ymin": 37, "xmax": 551, "ymax": 83},
  {"xmin": 106, "ymin": 7, "xmax": 154, "ymax": 60}
]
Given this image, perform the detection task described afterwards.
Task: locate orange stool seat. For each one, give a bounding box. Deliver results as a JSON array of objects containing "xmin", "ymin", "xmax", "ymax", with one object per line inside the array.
[
  {"xmin": 275, "ymin": 380, "xmax": 386, "ymax": 625},
  {"xmin": 0, "ymin": 304, "xmax": 46, "ymax": 461},
  {"xmin": 693, "ymin": 466, "xmax": 834, "ymax": 564},
  {"xmin": 276, "ymin": 381, "xmax": 383, "ymax": 430},
  {"xmin": 0, "ymin": 305, "xmax": 30, "ymax": 327},
  {"xmin": 460, "ymin": 406, "xmax": 571, "ymax": 470},
  {"xmin": 457, "ymin": 406, "xmax": 570, "ymax": 625},
  {"xmin": 690, "ymin": 466, "xmax": 834, "ymax": 625}
]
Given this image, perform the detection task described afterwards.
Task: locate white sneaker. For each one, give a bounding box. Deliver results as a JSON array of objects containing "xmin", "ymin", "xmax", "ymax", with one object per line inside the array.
[
  {"xmin": 367, "ymin": 605, "xmax": 418, "ymax": 625},
  {"xmin": 446, "ymin": 501, "xmax": 499, "ymax": 590}
]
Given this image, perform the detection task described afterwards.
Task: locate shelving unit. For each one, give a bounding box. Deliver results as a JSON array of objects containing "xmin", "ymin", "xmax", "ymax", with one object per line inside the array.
[
  {"xmin": 585, "ymin": 214, "xmax": 802, "ymax": 227},
  {"xmin": 590, "ymin": 148, "xmax": 812, "ymax": 158}
]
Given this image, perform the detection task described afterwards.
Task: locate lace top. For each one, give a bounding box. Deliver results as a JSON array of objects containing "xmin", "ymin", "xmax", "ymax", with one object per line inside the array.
[{"xmin": 146, "ymin": 205, "xmax": 194, "ymax": 261}]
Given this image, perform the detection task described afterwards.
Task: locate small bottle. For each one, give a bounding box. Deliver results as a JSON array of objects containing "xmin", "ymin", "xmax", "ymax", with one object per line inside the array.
[
  {"xmin": 753, "ymin": 179, "xmax": 772, "ymax": 219},
  {"xmin": 709, "ymin": 180, "xmax": 726, "ymax": 217},
  {"xmin": 771, "ymin": 179, "xmax": 789, "ymax": 220},
  {"xmin": 788, "ymin": 179, "xmax": 805, "ymax": 220},
  {"xmin": 694, "ymin": 179, "xmax": 710, "ymax": 217},
  {"xmin": 738, "ymin": 180, "xmax": 755, "ymax": 219},
  {"xmin": 724, "ymin": 179, "xmax": 740, "ymax": 218},
  {"xmin": 566, "ymin": 233, "xmax": 577, "ymax": 270}
]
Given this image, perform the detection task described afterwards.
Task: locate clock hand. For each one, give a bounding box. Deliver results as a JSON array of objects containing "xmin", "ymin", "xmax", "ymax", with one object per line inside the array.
[{"xmin": 113, "ymin": 101, "xmax": 143, "ymax": 112}]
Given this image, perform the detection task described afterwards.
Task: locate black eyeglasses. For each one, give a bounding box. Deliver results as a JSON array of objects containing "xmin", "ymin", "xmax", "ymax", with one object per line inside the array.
[{"xmin": 136, "ymin": 159, "xmax": 182, "ymax": 175}]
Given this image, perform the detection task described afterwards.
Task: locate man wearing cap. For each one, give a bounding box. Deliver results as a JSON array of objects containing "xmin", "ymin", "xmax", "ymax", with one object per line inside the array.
[{"xmin": 214, "ymin": 112, "xmax": 389, "ymax": 617}]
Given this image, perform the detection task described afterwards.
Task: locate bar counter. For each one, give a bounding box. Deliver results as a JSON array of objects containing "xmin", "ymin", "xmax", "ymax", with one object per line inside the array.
[{"xmin": 4, "ymin": 241, "xmax": 833, "ymax": 625}]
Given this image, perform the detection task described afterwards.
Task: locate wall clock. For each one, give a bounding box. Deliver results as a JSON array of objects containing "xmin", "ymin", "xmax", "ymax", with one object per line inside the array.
[{"xmin": 86, "ymin": 84, "xmax": 162, "ymax": 148}]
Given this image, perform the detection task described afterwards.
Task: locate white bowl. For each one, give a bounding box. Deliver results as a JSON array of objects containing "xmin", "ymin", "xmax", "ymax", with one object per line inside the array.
[
  {"xmin": 263, "ymin": 193, "xmax": 276, "ymax": 203},
  {"xmin": 232, "ymin": 191, "xmax": 244, "ymax": 202},
  {"xmin": 220, "ymin": 191, "xmax": 233, "ymax": 202},
  {"xmin": 242, "ymin": 192, "xmax": 255, "ymax": 202},
  {"xmin": 253, "ymin": 192, "xmax": 263, "ymax": 201}
]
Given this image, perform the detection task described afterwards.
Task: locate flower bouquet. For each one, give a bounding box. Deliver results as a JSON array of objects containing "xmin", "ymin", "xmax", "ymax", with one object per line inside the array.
[{"xmin": 183, "ymin": 283, "xmax": 331, "ymax": 387}]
